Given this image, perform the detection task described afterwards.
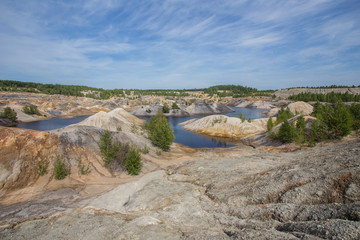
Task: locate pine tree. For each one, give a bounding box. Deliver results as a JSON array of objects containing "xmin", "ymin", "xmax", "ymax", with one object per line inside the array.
[
  {"xmin": 267, "ymin": 117, "xmax": 274, "ymax": 132},
  {"xmin": 147, "ymin": 111, "xmax": 175, "ymax": 151},
  {"xmin": 325, "ymin": 102, "xmax": 353, "ymax": 138},
  {"xmin": 278, "ymin": 120, "xmax": 296, "ymax": 143}
]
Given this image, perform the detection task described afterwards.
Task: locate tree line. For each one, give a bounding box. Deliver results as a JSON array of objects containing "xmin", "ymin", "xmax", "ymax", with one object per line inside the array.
[{"xmin": 288, "ymin": 92, "xmax": 360, "ymax": 103}]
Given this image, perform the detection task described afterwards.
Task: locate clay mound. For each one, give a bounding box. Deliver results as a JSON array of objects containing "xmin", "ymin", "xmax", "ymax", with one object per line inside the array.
[
  {"xmin": 181, "ymin": 115, "xmax": 268, "ymax": 138},
  {"xmin": 287, "ymin": 101, "xmax": 314, "ymax": 116},
  {"xmin": 236, "ymin": 100, "xmax": 275, "ymax": 109},
  {"xmin": 74, "ymin": 108, "xmax": 144, "ymax": 132},
  {"xmin": 185, "ymin": 102, "xmax": 234, "ymax": 115}
]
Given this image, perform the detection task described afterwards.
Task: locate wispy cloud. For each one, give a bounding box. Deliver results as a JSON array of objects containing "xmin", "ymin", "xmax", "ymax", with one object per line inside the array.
[{"xmin": 0, "ymin": 0, "xmax": 359, "ymax": 89}]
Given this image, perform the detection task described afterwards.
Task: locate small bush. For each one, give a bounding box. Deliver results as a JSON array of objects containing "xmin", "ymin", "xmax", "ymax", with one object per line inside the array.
[
  {"xmin": 162, "ymin": 103, "xmax": 170, "ymax": 113},
  {"xmin": 248, "ymin": 118, "xmax": 252, "ymax": 123},
  {"xmin": 267, "ymin": 118, "xmax": 274, "ymax": 132},
  {"xmin": 0, "ymin": 107, "xmax": 17, "ymax": 122},
  {"xmin": 156, "ymin": 149, "xmax": 162, "ymax": 156},
  {"xmin": 117, "ymin": 126, "xmax": 122, "ymax": 131},
  {"xmin": 125, "ymin": 148, "xmax": 141, "ymax": 175},
  {"xmin": 172, "ymin": 102, "xmax": 180, "ymax": 109},
  {"xmin": 99, "ymin": 130, "xmax": 119, "ymax": 166},
  {"xmin": 131, "ymin": 122, "xmax": 138, "ymax": 134},
  {"xmin": 53, "ymin": 156, "xmax": 70, "ymax": 180},
  {"xmin": 141, "ymin": 145, "xmax": 150, "ymax": 154},
  {"xmin": 23, "ymin": 105, "xmax": 41, "ymax": 115},
  {"xmin": 240, "ymin": 113, "xmax": 245, "ymax": 123},
  {"xmin": 37, "ymin": 158, "xmax": 49, "ymax": 176},
  {"xmin": 78, "ymin": 159, "xmax": 91, "ymax": 175}
]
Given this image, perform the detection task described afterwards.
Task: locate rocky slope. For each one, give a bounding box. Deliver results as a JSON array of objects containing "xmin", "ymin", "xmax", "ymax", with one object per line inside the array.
[
  {"xmin": 0, "ymin": 91, "xmax": 126, "ymax": 123},
  {"xmin": 0, "ymin": 139, "xmax": 359, "ymax": 239},
  {"xmin": 0, "ymin": 108, "xmax": 160, "ymax": 205},
  {"xmin": 274, "ymin": 87, "xmax": 360, "ymax": 99},
  {"xmin": 131, "ymin": 102, "xmax": 234, "ymax": 117}
]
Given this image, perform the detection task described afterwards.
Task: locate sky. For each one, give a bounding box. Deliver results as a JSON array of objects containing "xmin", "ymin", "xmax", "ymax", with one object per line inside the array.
[{"xmin": 0, "ymin": 0, "xmax": 359, "ymax": 90}]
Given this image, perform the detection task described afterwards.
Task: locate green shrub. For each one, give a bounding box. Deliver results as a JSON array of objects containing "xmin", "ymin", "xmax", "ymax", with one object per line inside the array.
[
  {"xmin": 162, "ymin": 103, "xmax": 170, "ymax": 113},
  {"xmin": 37, "ymin": 158, "xmax": 49, "ymax": 176},
  {"xmin": 350, "ymin": 103, "xmax": 360, "ymax": 130},
  {"xmin": 117, "ymin": 126, "xmax": 122, "ymax": 131},
  {"xmin": 0, "ymin": 107, "xmax": 17, "ymax": 122},
  {"xmin": 276, "ymin": 107, "xmax": 294, "ymax": 124},
  {"xmin": 78, "ymin": 159, "xmax": 91, "ymax": 175},
  {"xmin": 172, "ymin": 102, "xmax": 180, "ymax": 109},
  {"xmin": 99, "ymin": 130, "xmax": 119, "ymax": 166},
  {"xmin": 240, "ymin": 113, "xmax": 245, "ymax": 123},
  {"xmin": 53, "ymin": 156, "xmax": 70, "ymax": 180},
  {"xmin": 23, "ymin": 105, "xmax": 41, "ymax": 115},
  {"xmin": 131, "ymin": 122, "xmax": 138, "ymax": 134},
  {"xmin": 125, "ymin": 148, "xmax": 141, "ymax": 175},
  {"xmin": 248, "ymin": 118, "xmax": 252, "ymax": 123},
  {"xmin": 267, "ymin": 118, "xmax": 274, "ymax": 132},
  {"xmin": 141, "ymin": 145, "xmax": 150, "ymax": 154},
  {"xmin": 156, "ymin": 149, "xmax": 162, "ymax": 156},
  {"xmin": 324, "ymin": 102, "xmax": 353, "ymax": 139},
  {"xmin": 295, "ymin": 115, "xmax": 306, "ymax": 144},
  {"xmin": 277, "ymin": 120, "xmax": 296, "ymax": 143},
  {"xmin": 309, "ymin": 119, "xmax": 327, "ymax": 143},
  {"xmin": 146, "ymin": 111, "xmax": 175, "ymax": 151}
]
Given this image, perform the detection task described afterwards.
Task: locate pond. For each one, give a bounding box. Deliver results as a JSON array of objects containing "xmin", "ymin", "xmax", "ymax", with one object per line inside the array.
[
  {"xmin": 15, "ymin": 115, "xmax": 91, "ymax": 131},
  {"xmin": 140, "ymin": 107, "xmax": 267, "ymax": 148},
  {"xmin": 15, "ymin": 107, "xmax": 267, "ymax": 148}
]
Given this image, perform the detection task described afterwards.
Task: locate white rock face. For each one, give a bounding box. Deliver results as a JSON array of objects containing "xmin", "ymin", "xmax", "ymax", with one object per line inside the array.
[
  {"xmin": 287, "ymin": 101, "xmax": 314, "ymax": 116},
  {"xmin": 185, "ymin": 102, "xmax": 234, "ymax": 115},
  {"xmin": 74, "ymin": 108, "xmax": 144, "ymax": 132},
  {"xmin": 181, "ymin": 115, "xmax": 268, "ymax": 138},
  {"xmin": 236, "ymin": 100, "xmax": 275, "ymax": 109}
]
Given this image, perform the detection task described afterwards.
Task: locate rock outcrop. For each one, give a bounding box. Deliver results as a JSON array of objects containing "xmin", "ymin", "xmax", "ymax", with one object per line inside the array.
[
  {"xmin": 287, "ymin": 101, "xmax": 314, "ymax": 115},
  {"xmin": 185, "ymin": 102, "xmax": 234, "ymax": 115},
  {"xmin": 236, "ymin": 100, "xmax": 276, "ymax": 109},
  {"xmin": 181, "ymin": 115, "xmax": 268, "ymax": 138},
  {"xmin": 131, "ymin": 102, "xmax": 233, "ymax": 117},
  {"xmin": 1, "ymin": 139, "xmax": 359, "ymax": 239}
]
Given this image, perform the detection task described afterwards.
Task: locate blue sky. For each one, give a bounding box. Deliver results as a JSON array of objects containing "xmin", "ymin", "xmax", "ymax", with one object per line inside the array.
[{"xmin": 0, "ymin": 0, "xmax": 359, "ymax": 90}]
